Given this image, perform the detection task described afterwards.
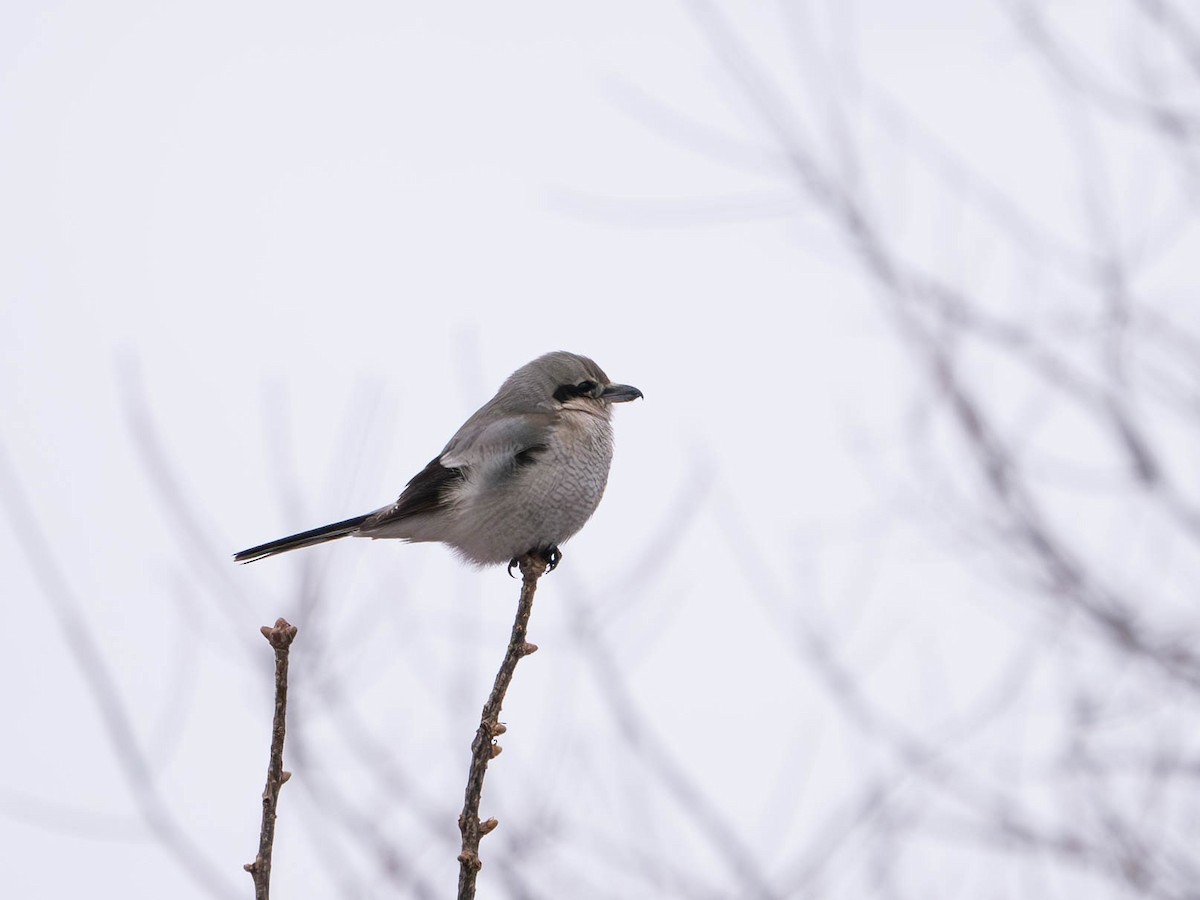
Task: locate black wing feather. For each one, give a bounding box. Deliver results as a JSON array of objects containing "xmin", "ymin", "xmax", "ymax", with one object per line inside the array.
[
  {"xmin": 370, "ymin": 456, "xmax": 466, "ymax": 523},
  {"xmin": 513, "ymin": 443, "xmax": 548, "ymax": 468}
]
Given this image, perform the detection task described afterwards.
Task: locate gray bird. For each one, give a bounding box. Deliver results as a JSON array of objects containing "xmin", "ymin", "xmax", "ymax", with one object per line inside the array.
[{"xmin": 234, "ymin": 351, "xmax": 642, "ymax": 571}]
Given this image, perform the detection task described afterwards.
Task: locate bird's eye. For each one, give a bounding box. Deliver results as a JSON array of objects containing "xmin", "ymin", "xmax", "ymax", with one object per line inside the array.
[{"xmin": 553, "ymin": 380, "xmax": 599, "ymax": 402}]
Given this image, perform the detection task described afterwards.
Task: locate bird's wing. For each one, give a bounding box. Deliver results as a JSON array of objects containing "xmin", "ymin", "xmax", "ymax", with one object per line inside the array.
[
  {"xmin": 439, "ymin": 412, "xmax": 555, "ymax": 469},
  {"xmin": 367, "ymin": 413, "xmax": 555, "ymax": 524}
]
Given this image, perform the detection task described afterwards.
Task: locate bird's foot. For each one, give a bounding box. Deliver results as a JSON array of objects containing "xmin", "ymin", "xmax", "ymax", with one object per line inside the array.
[
  {"xmin": 540, "ymin": 545, "xmax": 562, "ymax": 572},
  {"xmin": 508, "ymin": 545, "xmax": 562, "ymax": 577}
]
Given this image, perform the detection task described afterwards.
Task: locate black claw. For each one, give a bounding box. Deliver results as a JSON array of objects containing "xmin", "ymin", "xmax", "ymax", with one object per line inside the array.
[{"xmin": 507, "ymin": 558, "xmax": 519, "ymax": 578}]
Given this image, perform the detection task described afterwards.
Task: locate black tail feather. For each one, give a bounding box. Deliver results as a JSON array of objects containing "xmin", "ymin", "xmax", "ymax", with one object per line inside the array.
[{"xmin": 233, "ymin": 514, "xmax": 371, "ymax": 563}]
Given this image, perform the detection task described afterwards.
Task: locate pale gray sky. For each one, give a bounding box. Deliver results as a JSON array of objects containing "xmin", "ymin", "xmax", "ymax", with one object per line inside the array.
[{"xmin": 3, "ymin": 2, "xmax": 1193, "ymax": 898}]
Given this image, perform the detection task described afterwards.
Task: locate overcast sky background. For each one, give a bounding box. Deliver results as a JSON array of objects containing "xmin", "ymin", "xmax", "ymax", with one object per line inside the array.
[{"xmin": 2, "ymin": 1, "xmax": 1190, "ymax": 898}]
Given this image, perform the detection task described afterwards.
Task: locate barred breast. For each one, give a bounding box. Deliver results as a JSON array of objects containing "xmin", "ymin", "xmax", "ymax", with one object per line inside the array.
[{"xmin": 447, "ymin": 412, "xmax": 615, "ymax": 566}]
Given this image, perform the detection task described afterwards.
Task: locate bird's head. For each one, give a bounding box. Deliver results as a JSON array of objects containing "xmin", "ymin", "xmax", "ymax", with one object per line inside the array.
[{"xmin": 506, "ymin": 351, "xmax": 643, "ymax": 416}]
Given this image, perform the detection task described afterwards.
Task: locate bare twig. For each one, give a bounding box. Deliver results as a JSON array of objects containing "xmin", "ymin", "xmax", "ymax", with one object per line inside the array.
[
  {"xmin": 457, "ymin": 553, "xmax": 547, "ymax": 900},
  {"xmin": 245, "ymin": 618, "xmax": 299, "ymax": 900}
]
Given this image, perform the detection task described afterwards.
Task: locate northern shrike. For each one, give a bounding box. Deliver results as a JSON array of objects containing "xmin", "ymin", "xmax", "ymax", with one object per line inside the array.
[{"xmin": 234, "ymin": 351, "xmax": 642, "ymax": 571}]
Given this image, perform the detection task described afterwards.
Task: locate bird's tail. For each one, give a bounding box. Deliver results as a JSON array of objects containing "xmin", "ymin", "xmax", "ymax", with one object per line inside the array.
[{"xmin": 234, "ymin": 514, "xmax": 371, "ymax": 563}]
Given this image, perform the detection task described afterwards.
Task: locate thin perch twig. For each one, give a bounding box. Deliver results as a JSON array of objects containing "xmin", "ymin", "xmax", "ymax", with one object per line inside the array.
[
  {"xmin": 457, "ymin": 553, "xmax": 547, "ymax": 900},
  {"xmin": 245, "ymin": 618, "xmax": 298, "ymax": 900}
]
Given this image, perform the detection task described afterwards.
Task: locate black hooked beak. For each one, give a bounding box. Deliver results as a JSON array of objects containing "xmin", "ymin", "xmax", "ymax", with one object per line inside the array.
[{"xmin": 601, "ymin": 383, "xmax": 644, "ymax": 403}]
